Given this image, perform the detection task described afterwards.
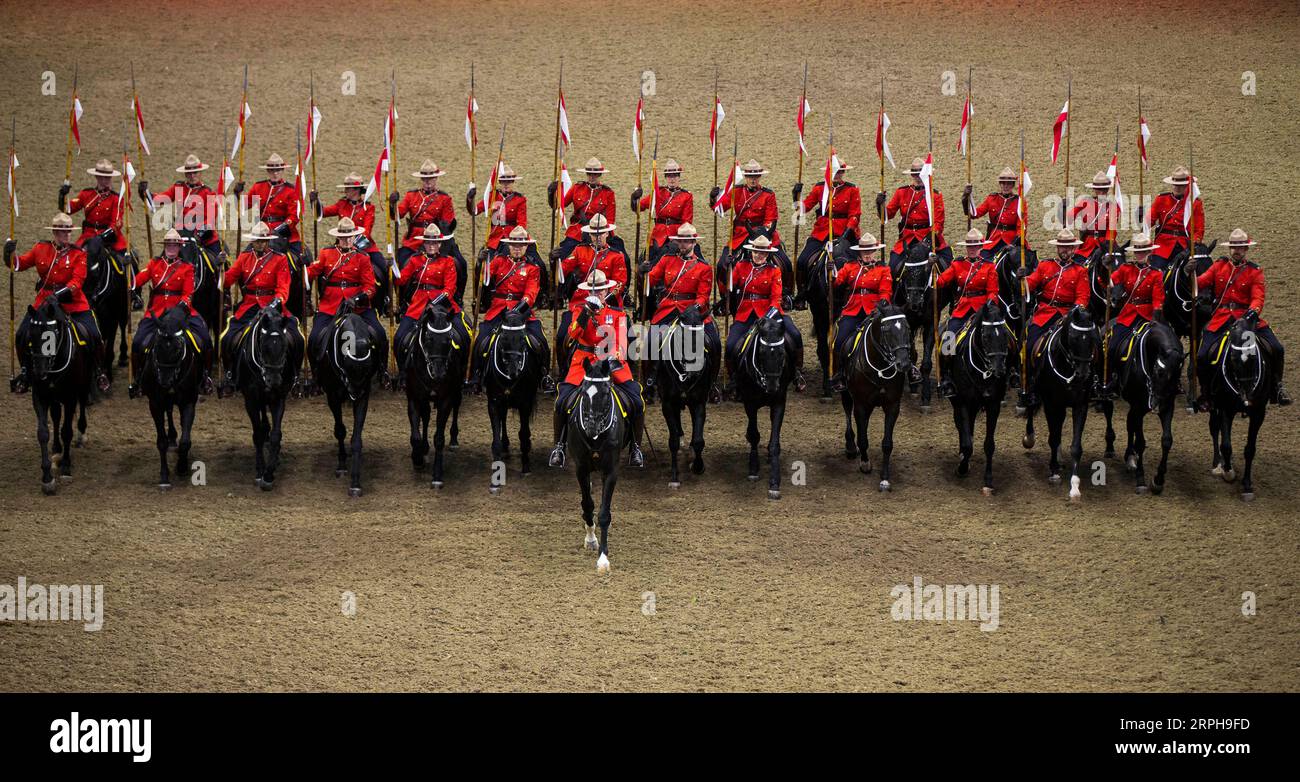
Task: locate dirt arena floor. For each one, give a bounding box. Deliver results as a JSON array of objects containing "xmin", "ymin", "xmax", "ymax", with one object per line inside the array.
[{"xmin": 1, "ymin": 0, "xmax": 1297, "ymax": 691}]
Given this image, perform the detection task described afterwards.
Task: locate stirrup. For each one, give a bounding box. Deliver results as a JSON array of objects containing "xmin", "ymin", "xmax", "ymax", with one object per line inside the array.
[
  {"xmin": 96, "ymin": 372, "xmax": 112, "ymax": 394},
  {"xmin": 709, "ymin": 383, "xmax": 722, "ymax": 404},
  {"xmin": 629, "ymin": 443, "xmax": 645, "ymax": 468},
  {"xmin": 1276, "ymin": 385, "xmax": 1292, "ymax": 406},
  {"xmin": 128, "ymin": 383, "xmax": 142, "ymax": 399},
  {"xmin": 540, "ymin": 373, "xmax": 556, "ymax": 395},
  {"xmin": 830, "ymin": 373, "xmax": 846, "ymax": 393},
  {"xmin": 548, "ymin": 443, "xmax": 566, "ymax": 468},
  {"xmin": 10, "ymin": 372, "xmax": 29, "ymax": 394},
  {"xmin": 794, "ymin": 369, "xmax": 807, "ymax": 392}
]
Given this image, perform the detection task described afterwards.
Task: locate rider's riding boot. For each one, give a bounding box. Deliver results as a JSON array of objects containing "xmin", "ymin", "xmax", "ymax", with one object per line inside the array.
[
  {"xmin": 793, "ymin": 346, "xmax": 807, "ymax": 392},
  {"xmin": 937, "ymin": 361, "xmax": 956, "ymax": 398},
  {"xmin": 1276, "ymin": 381, "xmax": 1292, "ymax": 406},
  {"xmin": 218, "ymin": 367, "xmax": 237, "ymax": 398},
  {"xmin": 10, "ymin": 366, "xmax": 29, "ymax": 394},
  {"xmin": 1098, "ymin": 375, "xmax": 1120, "ymax": 400},
  {"xmin": 200, "ymin": 370, "xmax": 215, "ymax": 397},
  {"xmin": 548, "ymin": 408, "xmax": 567, "ymax": 468},
  {"xmin": 723, "ymin": 357, "xmax": 738, "ymax": 398},
  {"xmin": 629, "ymin": 414, "xmax": 646, "ymax": 468},
  {"xmin": 829, "ymin": 369, "xmax": 846, "ymax": 393}
]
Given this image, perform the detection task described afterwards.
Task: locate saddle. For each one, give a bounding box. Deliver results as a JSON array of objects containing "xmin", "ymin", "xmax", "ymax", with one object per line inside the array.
[{"xmin": 1115, "ymin": 321, "xmax": 1151, "ymax": 365}]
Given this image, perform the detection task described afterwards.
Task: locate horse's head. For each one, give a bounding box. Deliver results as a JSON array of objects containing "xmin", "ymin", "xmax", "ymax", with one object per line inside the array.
[
  {"xmin": 27, "ymin": 298, "xmax": 71, "ymax": 382},
  {"xmin": 896, "ymin": 244, "xmax": 933, "ymax": 314},
  {"xmin": 1060, "ymin": 306, "xmax": 1100, "ymax": 386},
  {"xmin": 873, "ymin": 302, "xmax": 912, "ymax": 374},
  {"xmin": 1146, "ymin": 320, "xmax": 1186, "ymax": 405},
  {"xmin": 492, "ymin": 308, "xmax": 531, "ymax": 383},
  {"xmin": 416, "ymin": 297, "xmax": 457, "ymax": 383},
  {"xmin": 333, "ymin": 311, "xmax": 376, "ymax": 400},
  {"xmin": 249, "ymin": 305, "xmax": 290, "ymax": 392},
  {"xmin": 149, "ymin": 305, "xmax": 195, "ymax": 390},
  {"xmin": 1104, "ymin": 240, "xmax": 1131, "ymax": 272},
  {"xmin": 974, "ymin": 300, "xmax": 1011, "ymax": 378},
  {"xmin": 1225, "ymin": 315, "xmax": 1264, "ymax": 405},
  {"xmin": 663, "ymin": 304, "xmax": 710, "ymax": 384},
  {"xmin": 575, "ymin": 355, "xmax": 617, "ymax": 440},
  {"xmin": 746, "ymin": 311, "xmax": 789, "ymax": 395}
]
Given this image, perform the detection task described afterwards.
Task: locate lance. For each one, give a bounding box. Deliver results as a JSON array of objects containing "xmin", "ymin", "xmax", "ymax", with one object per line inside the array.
[
  {"xmin": 711, "ymin": 65, "xmax": 719, "ymax": 265},
  {"xmin": 633, "ymin": 80, "xmax": 645, "ymax": 312},
  {"xmin": 1187, "ymin": 144, "xmax": 1199, "ymax": 411},
  {"xmin": 965, "ymin": 67, "xmax": 973, "ymax": 230},
  {"xmin": 1137, "ymin": 85, "xmax": 1145, "ymax": 231},
  {"xmin": 468, "ymin": 120, "xmax": 506, "ymax": 381},
  {"xmin": 297, "ymin": 123, "xmax": 307, "ymax": 328},
  {"xmin": 878, "ymin": 78, "xmax": 886, "ymax": 242},
  {"xmin": 236, "ymin": 65, "xmax": 248, "ymax": 262},
  {"xmin": 310, "ymin": 71, "xmax": 319, "ymax": 266},
  {"xmin": 130, "ymin": 63, "xmax": 154, "ymax": 260},
  {"xmin": 218, "ymin": 126, "xmax": 229, "ymax": 379},
  {"xmin": 1101, "ymin": 124, "xmax": 1119, "ymax": 390},
  {"xmin": 928, "ymin": 122, "xmax": 941, "ymax": 377},
  {"xmin": 8, "ymin": 116, "xmax": 16, "ymax": 379},
  {"xmin": 468, "ymin": 63, "xmax": 478, "ymax": 273},
  {"xmin": 824, "ymin": 113, "xmax": 838, "ymax": 383},
  {"xmin": 1017, "ymin": 130, "xmax": 1029, "ymax": 397},
  {"xmin": 722, "ymin": 127, "xmax": 737, "ymax": 358},
  {"xmin": 120, "ymin": 125, "xmax": 134, "ymax": 386},
  {"xmin": 1062, "ymin": 75, "xmax": 1072, "ymax": 228},
  {"xmin": 63, "ymin": 63, "xmax": 78, "ymax": 190},
  {"xmin": 641, "ymin": 130, "xmax": 658, "ymax": 327},
  {"xmin": 388, "ymin": 69, "xmax": 398, "ymax": 332},
  {"xmin": 792, "ymin": 63, "xmax": 808, "ymax": 261},
  {"xmin": 549, "ymin": 59, "xmax": 563, "ymax": 366}
]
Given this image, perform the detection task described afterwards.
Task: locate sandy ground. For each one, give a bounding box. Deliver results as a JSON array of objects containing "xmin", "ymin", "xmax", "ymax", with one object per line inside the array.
[{"xmin": 0, "ymin": 0, "xmax": 1297, "ymax": 691}]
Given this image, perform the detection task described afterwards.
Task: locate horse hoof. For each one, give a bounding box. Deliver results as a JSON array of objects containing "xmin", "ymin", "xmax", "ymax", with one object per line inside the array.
[
  {"xmin": 690, "ymin": 460, "xmax": 705, "ymax": 475},
  {"xmin": 1022, "ymin": 435, "xmax": 1035, "ymax": 449},
  {"xmin": 335, "ymin": 469, "xmax": 346, "ymax": 478},
  {"xmin": 75, "ymin": 434, "xmax": 87, "ymax": 448},
  {"xmin": 1210, "ymin": 465, "xmax": 1224, "ymax": 477},
  {"xmin": 158, "ymin": 483, "xmax": 172, "ymax": 491},
  {"xmin": 981, "ymin": 486, "xmax": 995, "ymax": 497},
  {"xmin": 348, "ymin": 487, "xmax": 362, "ymax": 498},
  {"xmin": 919, "ymin": 405, "xmax": 931, "ymax": 414},
  {"xmin": 1048, "ymin": 474, "xmax": 1061, "ymax": 485},
  {"xmin": 767, "ymin": 489, "xmax": 781, "ymax": 500},
  {"xmin": 1069, "ymin": 476, "xmax": 1082, "ymax": 502},
  {"xmin": 955, "ymin": 463, "xmax": 969, "ymax": 477},
  {"xmin": 1104, "ymin": 450, "xmax": 1116, "ymax": 460},
  {"xmin": 584, "ymin": 531, "xmax": 599, "ymax": 550},
  {"xmin": 1135, "ymin": 485, "xmax": 1150, "ymax": 495},
  {"xmin": 489, "ymin": 486, "xmax": 501, "ymax": 495},
  {"xmin": 432, "ymin": 481, "xmax": 444, "ymax": 490},
  {"xmin": 596, "ymin": 553, "xmax": 611, "ymax": 574},
  {"xmin": 1151, "ymin": 482, "xmax": 1164, "ymax": 496},
  {"xmin": 449, "ymin": 443, "xmax": 459, "ymax": 451},
  {"xmin": 1223, "ymin": 469, "xmax": 1237, "ymax": 483},
  {"xmin": 1242, "ymin": 492, "xmax": 1256, "ymax": 502},
  {"xmin": 747, "ymin": 473, "xmax": 759, "ymax": 482},
  {"xmin": 41, "ymin": 481, "xmax": 56, "ymax": 496},
  {"xmin": 1014, "ymin": 405, "xmax": 1027, "ymax": 417},
  {"xmin": 1126, "ymin": 456, "xmax": 1138, "ymax": 471},
  {"xmin": 260, "ymin": 479, "xmax": 274, "ymax": 492},
  {"xmin": 668, "ymin": 481, "xmax": 681, "ymax": 490},
  {"xmin": 878, "ymin": 480, "xmax": 891, "ymax": 492},
  {"xmin": 859, "ymin": 461, "xmax": 872, "ymax": 474},
  {"xmin": 59, "ymin": 474, "xmax": 72, "ymax": 482}
]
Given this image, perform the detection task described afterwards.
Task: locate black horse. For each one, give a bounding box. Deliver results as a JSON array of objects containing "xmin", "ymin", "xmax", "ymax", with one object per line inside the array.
[
  {"xmin": 1162, "ymin": 240, "xmax": 1216, "ymax": 342},
  {"xmin": 1023, "ymin": 306, "xmax": 1102, "ymax": 501},
  {"xmin": 22, "ymin": 298, "xmax": 94, "ymax": 494},
  {"xmin": 1204, "ymin": 316, "xmax": 1276, "ymax": 501},
  {"xmin": 231, "ymin": 304, "xmax": 303, "ymax": 490},
  {"xmin": 804, "ymin": 236, "xmax": 852, "ymax": 399},
  {"xmin": 481, "ymin": 308, "xmax": 548, "ymax": 490},
  {"xmin": 82, "ymin": 233, "xmax": 133, "ymax": 378},
  {"xmin": 989, "ymin": 239, "xmax": 1037, "ymax": 408},
  {"xmin": 311, "ymin": 304, "xmax": 383, "ymax": 497},
  {"xmin": 180, "ymin": 229, "xmax": 227, "ymax": 345},
  {"xmin": 140, "ymin": 305, "xmax": 204, "ymax": 489},
  {"xmin": 1098, "ymin": 319, "xmax": 1185, "ymax": 495},
  {"xmin": 839, "ymin": 302, "xmax": 911, "ymax": 491},
  {"xmin": 891, "ymin": 239, "xmax": 948, "ymax": 410},
  {"xmin": 948, "ymin": 300, "xmax": 1013, "ymax": 495},
  {"xmin": 653, "ymin": 304, "xmax": 721, "ymax": 488},
  {"xmin": 565, "ymin": 356, "xmax": 628, "ymax": 574},
  {"xmin": 734, "ymin": 312, "xmax": 797, "ymax": 499},
  {"xmin": 402, "ymin": 301, "xmax": 467, "ymax": 489}
]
